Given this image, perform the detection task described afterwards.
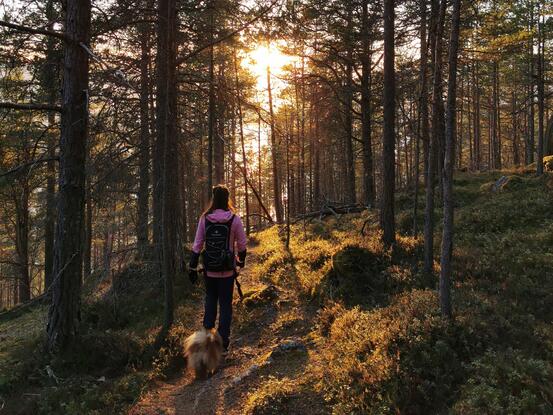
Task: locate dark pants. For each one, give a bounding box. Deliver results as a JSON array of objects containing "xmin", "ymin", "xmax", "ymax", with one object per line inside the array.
[{"xmin": 203, "ymin": 276, "xmax": 234, "ymax": 349}]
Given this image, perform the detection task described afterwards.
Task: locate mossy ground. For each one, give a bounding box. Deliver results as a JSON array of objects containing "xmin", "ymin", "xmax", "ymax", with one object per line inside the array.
[{"xmin": 2, "ymin": 170, "xmax": 553, "ymax": 414}]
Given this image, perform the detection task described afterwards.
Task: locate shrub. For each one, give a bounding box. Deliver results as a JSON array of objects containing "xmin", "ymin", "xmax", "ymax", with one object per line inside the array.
[
  {"xmin": 453, "ymin": 349, "xmax": 553, "ymax": 415},
  {"xmin": 151, "ymin": 323, "xmax": 188, "ymax": 379},
  {"xmin": 319, "ymin": 290, "xmax": 464, "ymax": 414}
]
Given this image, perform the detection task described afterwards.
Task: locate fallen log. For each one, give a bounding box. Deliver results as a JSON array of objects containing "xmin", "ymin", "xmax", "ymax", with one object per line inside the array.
[{"xmin": 293, "ymin": 204, "xmax": 367, "ymax": 223}]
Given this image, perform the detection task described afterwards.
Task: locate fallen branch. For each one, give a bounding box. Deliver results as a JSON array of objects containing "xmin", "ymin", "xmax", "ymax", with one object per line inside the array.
[{"xmin": 293, "ymin": 204, "xmax": 367, "ymax": 223}]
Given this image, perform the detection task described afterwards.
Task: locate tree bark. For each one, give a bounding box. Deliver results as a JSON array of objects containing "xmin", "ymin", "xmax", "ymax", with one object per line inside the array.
[
  {"xmin": 14, "ymin": 185, "xmax": 30, "ymax": 303},
  {"xmin": 43, "ymin": 0, "xmax": 59, "ymax": 292},
  {"xmin": 526, "ymin": 5, "xmax": 535, "ymax": 165},
  {"xmin": 472, "ymin": 60, "xmax": 481, "ymax": 170},
  {"xmin": 424, "ymin": 0, "xmax": 445, "ymax": 274},
  {"xmin": 233, "ymin": 50, "xmax": 250, "ymax": 234},
  {"xmin": 380, "ymin": 0, "xmax": 396, "ymax": 247},
  {"xmin": 137, "ymin": 16, "xmax": 151, "ymax": 259},
  {"xmin": 491, "ymin": 60, "xmax": 501, "ymax": 169},
  {"xmin": 47, "ymin": 0, "xmax": 91, "ymax": 351},
  {"xmin": 415, "ymin": 0, "xmax": 429, "ymax": 235},
  {"xmin": 512, "ymin": 90, "xmax": 520, "ymax": 165},
  {"xmin": 343, "ymin": 0, "xmax": 356, "ymax": 204},
  {"xmin": 207, "ymin": 2, "xmax": 217, "ymax": 192},
  {"xmin": 536, "ymin": 10, "xmax": 544, "ymax": 175},
  {"xmin": 83, "ymin": 184, "xmax": 92, "ymax": 279},
  {"xmin": 361, "ymin": 0, "xmax": 374, "ymax": 207},
  {"xmin": 267, "ymin": 62, "xmax": 284, "ymax": 223},
  {"xmin": 156, "ymin": 0, "xmax": 178, "ymax": 336},
  {"xmin": 440, "ymin": 0, "xmax": 462, "ymax": 319}
]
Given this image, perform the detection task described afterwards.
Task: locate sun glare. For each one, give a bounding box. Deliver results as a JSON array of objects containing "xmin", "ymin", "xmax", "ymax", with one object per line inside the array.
[{"xmin": 244, "ymin": 43, "xmax": 298, "ymax": 95}]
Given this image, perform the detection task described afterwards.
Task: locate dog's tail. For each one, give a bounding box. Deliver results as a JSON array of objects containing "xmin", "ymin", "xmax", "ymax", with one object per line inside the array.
[{"xmin": 184, "ymin": 329, "xmax": 206, "ymax": 355}]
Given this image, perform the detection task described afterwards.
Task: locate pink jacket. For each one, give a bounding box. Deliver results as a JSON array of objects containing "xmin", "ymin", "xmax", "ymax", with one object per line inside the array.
[{"xmin": 192, "ymin": 209, "xmax": 247, "ymax": 277}]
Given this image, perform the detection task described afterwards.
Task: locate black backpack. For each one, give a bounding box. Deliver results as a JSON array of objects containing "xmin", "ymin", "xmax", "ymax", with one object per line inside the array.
[{"xmin": 202, "ymin": 214, "xmax": 235, "ymax": 272}]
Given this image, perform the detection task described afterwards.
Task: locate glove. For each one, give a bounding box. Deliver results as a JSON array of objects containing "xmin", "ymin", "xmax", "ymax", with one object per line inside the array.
[
  {"xmin": 237, "ymin": 250, "xmax": 247, "ymax": 268},
  {"xmin": 189, "ymin": 252, "xmax": 200, "ymax": 269},
  {"xmin": 189, "ymin": 268, "xmax": 198, "ymax": 285}
]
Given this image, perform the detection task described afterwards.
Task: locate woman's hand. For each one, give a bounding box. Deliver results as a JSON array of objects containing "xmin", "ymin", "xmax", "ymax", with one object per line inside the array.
[
  {"xmin": 189, "ymin": 267, "xmax": 199, "ymax": 284},
  {"xmin": 237, "ymin": 250, "xmax": 246, "ymax": 269}
]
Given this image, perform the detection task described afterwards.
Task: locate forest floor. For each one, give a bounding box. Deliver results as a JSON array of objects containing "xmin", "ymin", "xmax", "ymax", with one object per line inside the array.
[{"xmin": 2, "ymin": 169, "xmax": 553, "ymax": 414}]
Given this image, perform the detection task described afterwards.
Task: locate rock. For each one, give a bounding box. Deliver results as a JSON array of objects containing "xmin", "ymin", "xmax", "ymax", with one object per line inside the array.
[
  {"xmin": 243, "ymin": 285, "xmax": 279, "ymax": 309},
  {"xmin": 492, "ymin": 176, "xmax": 508, "ymax": 192},
  {"xmin": 269, "ymin": 339, "xmax": 307, "ymax": 358}
]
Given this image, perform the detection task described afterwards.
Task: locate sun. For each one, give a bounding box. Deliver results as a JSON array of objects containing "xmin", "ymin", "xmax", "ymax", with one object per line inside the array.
[{"xmin": 244, "ymin": 43, "xmax": 298, "ymax": 94}]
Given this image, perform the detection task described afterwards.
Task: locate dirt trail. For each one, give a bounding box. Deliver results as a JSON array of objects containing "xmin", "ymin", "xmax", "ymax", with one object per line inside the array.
[{"xmin": 129, "ymin": 268, "xmax": 312, "ymax": 415}]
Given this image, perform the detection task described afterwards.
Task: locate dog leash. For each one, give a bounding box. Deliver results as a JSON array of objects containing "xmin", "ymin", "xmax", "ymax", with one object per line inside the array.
[{"xmin": 234, "ymin": 269, "xmax": 244, "ymax": 301}]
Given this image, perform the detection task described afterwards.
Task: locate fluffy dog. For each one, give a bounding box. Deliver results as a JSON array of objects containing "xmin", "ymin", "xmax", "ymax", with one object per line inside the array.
[{"xmin": 183, "ymin": 328, "xmax": 223, "ymax": 379}]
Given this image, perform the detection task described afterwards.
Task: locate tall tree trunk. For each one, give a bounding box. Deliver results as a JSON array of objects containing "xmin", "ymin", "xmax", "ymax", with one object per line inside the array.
[
  {"xmin": 14, "ymin": 185, "xmax": 30, "ymax": 303},
  {"xmin": 472, "ymin": 60, "xmax": 481, "ymax": 170},
  {"xmin": 83, "ymin": 184, "xmax": 92, "ymax": 278},
  {"xmin": 380, "ymin": 0, "xmax": 396, "ymax": 247},
  {"xmin": 233, "ymin": 50, "xmax": 250, "ymax": 234},
  {"xmin": 361, "ymin": 0, "xmax": 374, "ymax": 207},
  {"xmin": 536, "ymin": 9, "xmax": 544, "ymax": 175},
  {"xmin": 512, "ymin": 90, "xmax": 520, "ymax": 165},
  {"xmin": 424, "ymin": 0, "xmax": 446, "ymax": 274},
  {"xmin": 137, "ymin": 17, "xmax": 151, "ymax": 259},
  {"xmin": 313, "ymin": 104, "xmax": 321, "ymax": 208},
  {"xmin": 214, "ymin": 58, "xmax": 225, "ymax": 185},
  {"xmin": 207, "ymin": 2, "xmax": 217, "ymax": 193},
  {"xmin": 491, "ymin": 60, "xmax": 501, "ymax": 169},
  {"xmin": 458, "ymin": 65, "xmax": 464, "ymax": 169},
  {"xmin": 467, "ymin": 75, "xmax": 473, "ymax": 168},
  {"xmin": 156, "ymin": 0, "xmax": 178, "ymax": 336},
  {"xmin": 299, "ymin": 55, "xmax": 306, "ymax": 214},
  {"xmin": 43, "ymin": 0, "xmax": 58, "ymax": 292},
  {"xmin": 257, "ymin": 111, "xmax": 263, "ymax": 226},
  {"xmin": 526, "ymin": 5, "xmax": 535, "ymax": 165},
  {"xmin": 267, "ymin": 63, "xmax": 283, "ymax": 223},
  {"xmin": 440, "ymin": 0, "xmax": 462, "ymax": 319},
  {"xmin": 47, "ymin": 0, "xmax": 91, "ymax": 351},
  {"xmin": 285, "ymin": 111, "xmax": 291, "ymax": 248},
  {"xmin": 344, "ymin": 0, "xmax": 356, "ymax": 204},
  {"xmin": 415, "ymin": 0, "xmax": 429, "ymax": 235}
]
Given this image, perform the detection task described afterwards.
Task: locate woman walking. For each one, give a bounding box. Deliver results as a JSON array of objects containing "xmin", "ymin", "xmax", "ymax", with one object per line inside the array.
[{"xmin": 188, "ymin": 185, "xmax": 247, "ymax": 353}]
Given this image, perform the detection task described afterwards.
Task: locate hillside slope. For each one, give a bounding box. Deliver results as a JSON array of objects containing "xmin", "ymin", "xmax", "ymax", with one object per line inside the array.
[{"xmin": 1, "ymin": 171, "xmax": 553, "ymax": 414}]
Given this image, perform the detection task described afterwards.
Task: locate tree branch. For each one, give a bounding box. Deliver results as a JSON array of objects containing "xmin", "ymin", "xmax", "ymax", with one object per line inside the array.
[
  {"xmin": 0, "ymin": 102, "xmax": 62, "ymax": 112},
  {"xmin": 176, "ymin": 0, "xmax": 281, "ymax": 65},
  {"xmin": 0, "ymin": 157, "xmax": 59, "ymax": 179},
  {"xmin": 0, "ymin": 20, "xmax": 68, "ymax": 41}
]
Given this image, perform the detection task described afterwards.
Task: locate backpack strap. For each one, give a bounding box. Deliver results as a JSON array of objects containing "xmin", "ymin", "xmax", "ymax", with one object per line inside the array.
[{"xmin": 226, "ymin": 215, "xmax": 235, "ymax": 249}]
